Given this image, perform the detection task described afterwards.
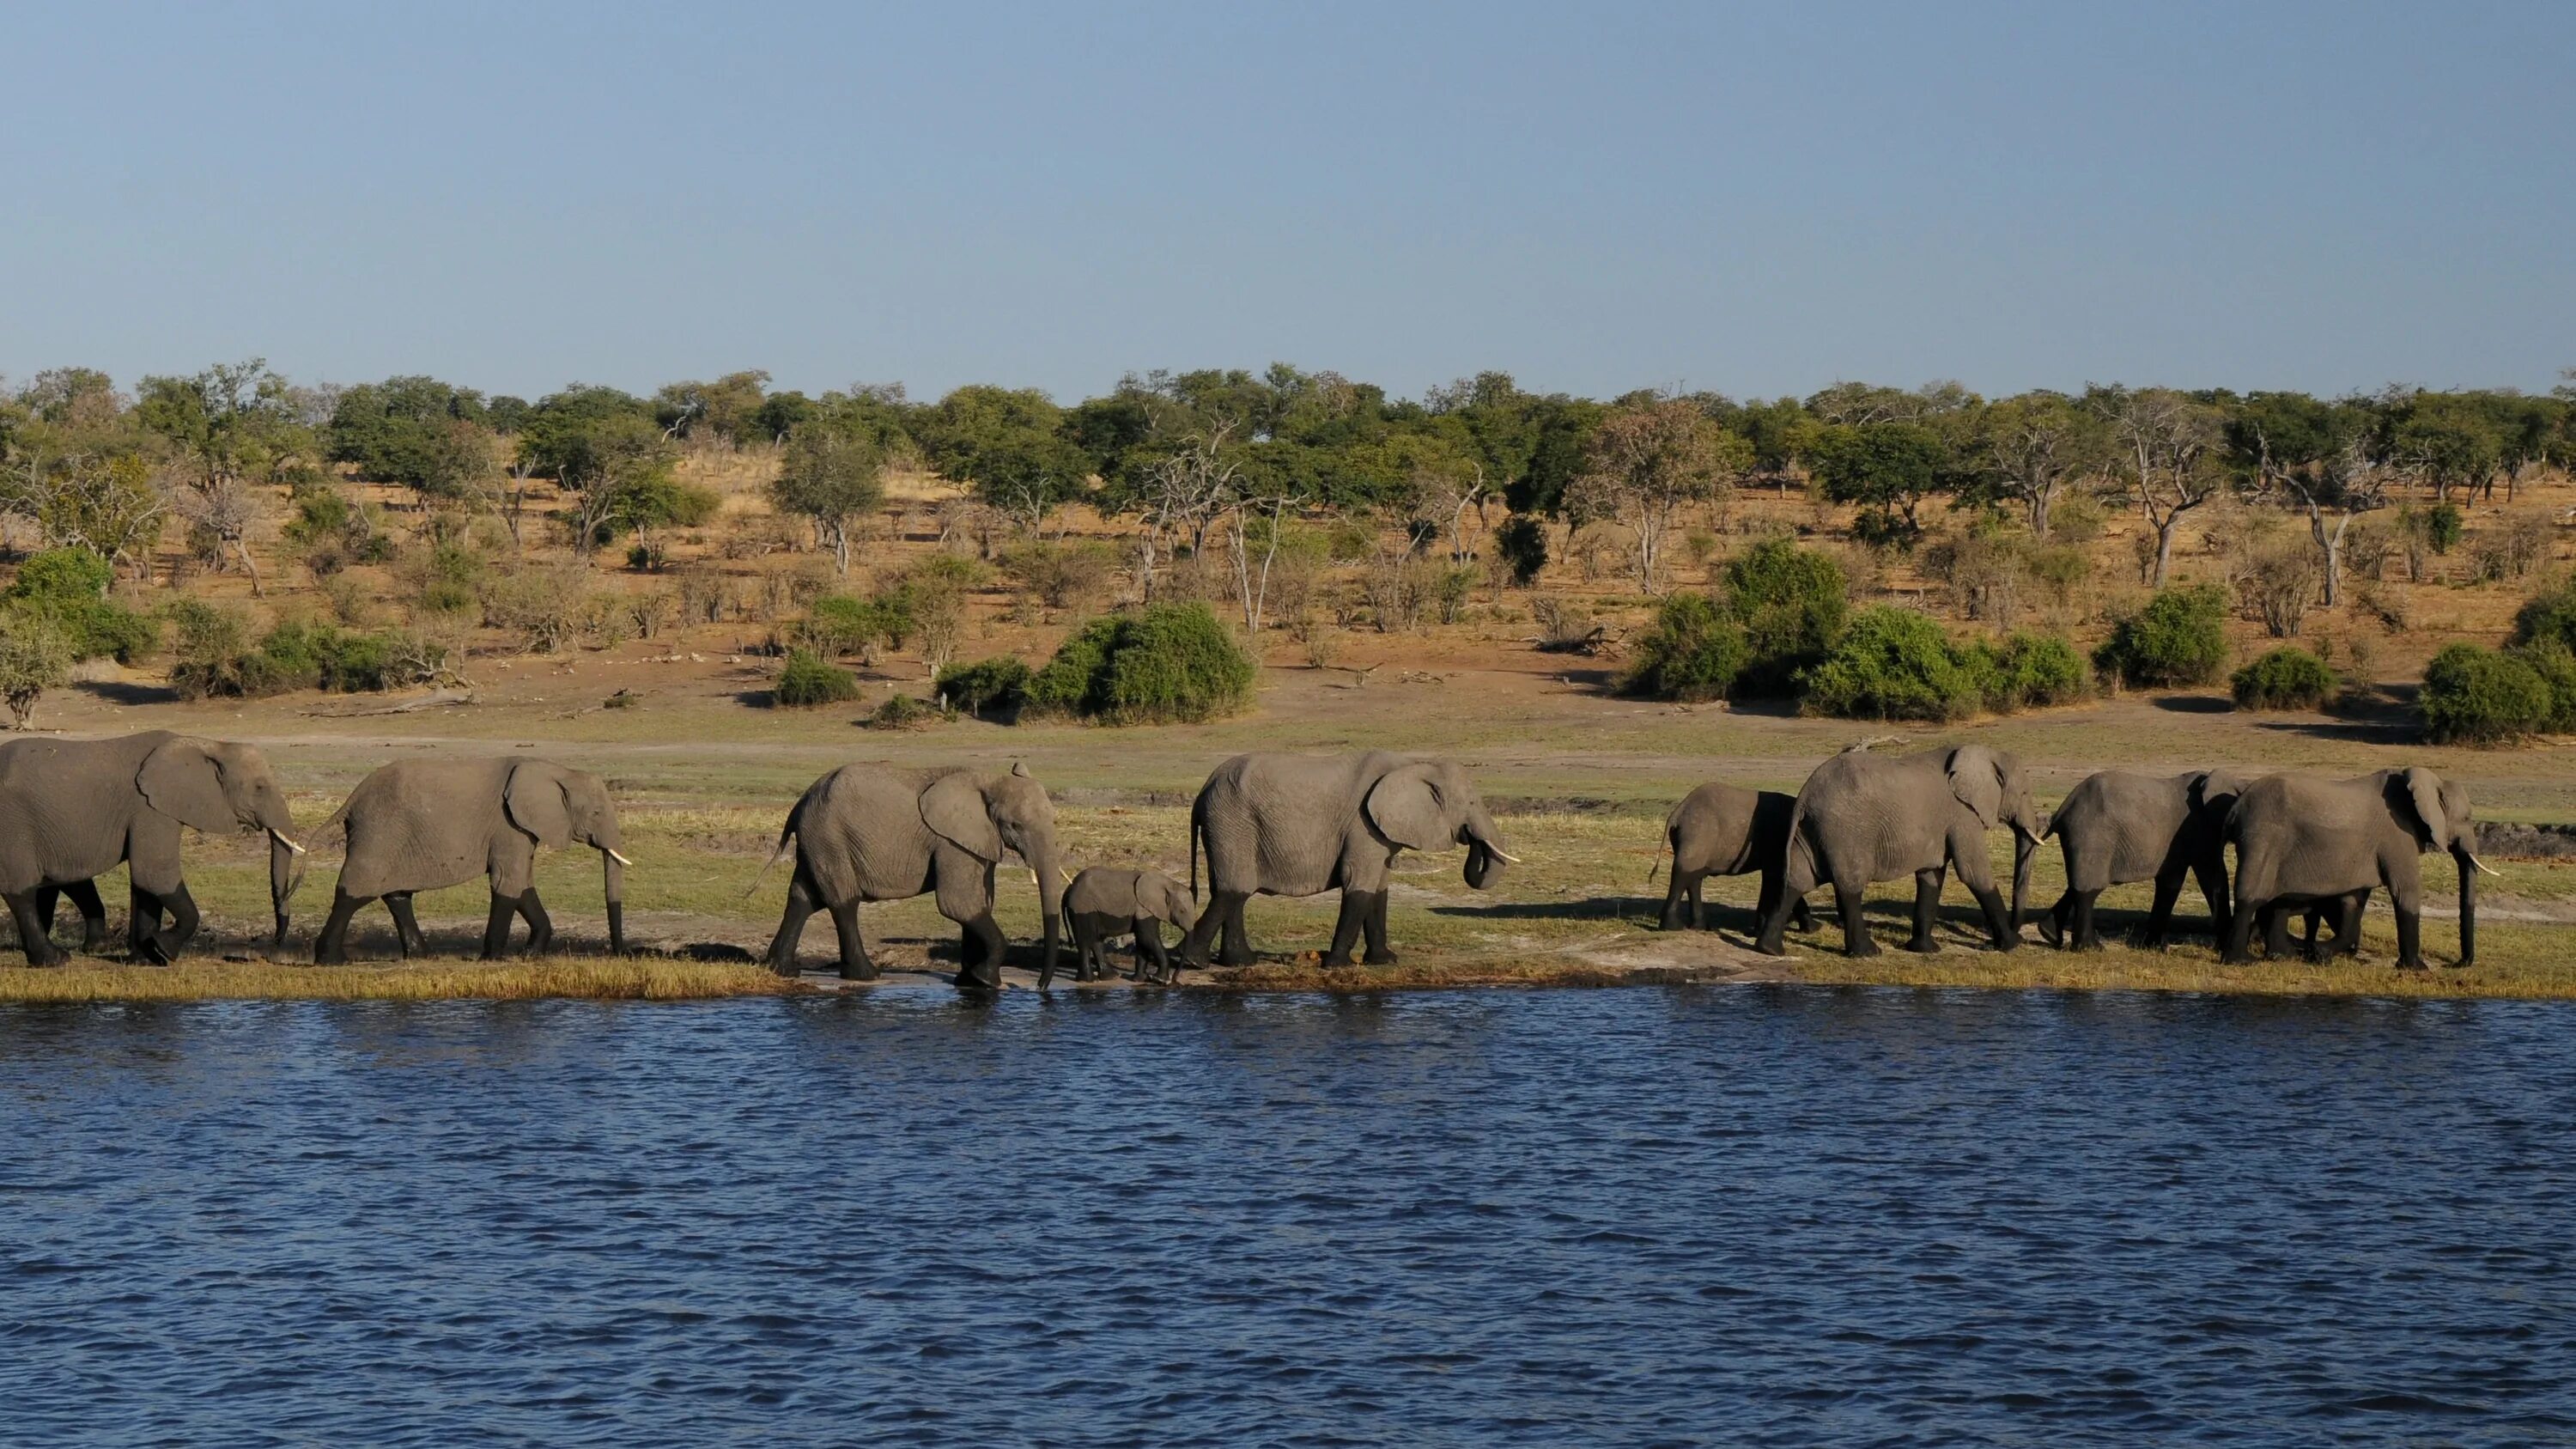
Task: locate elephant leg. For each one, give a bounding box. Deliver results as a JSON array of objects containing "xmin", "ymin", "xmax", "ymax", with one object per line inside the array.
[
  {"xmin": 1183, "ymin": 891, "xmax": 1254, "ymax": 969},
  {"xmin": 1832, "ymin": 878, "xmax": 1878, "ymax": 958},
  {"xmin": 482, "ymin": 892, "xmax": 519, "ymax": 959},
  {"xmin": 764, "ymin": 867, "xmax": 823, "ymax": 977},
  {"xmin": 1135, "ymin": 920, "xmax": 1170, "ymax": 983},
  {"xmin": 1220, "ymin": 894, "xmax": 1254, "ymax": 967},
  {"xmin": 63, "ymin": 880, "xmax": 108, "ymax": 953},
  {"xmin": 2190, "ymin": 858, "xmax": 2232, "ymax": 942},
  {"xmin": 2221, "ymin": 898, "xmax": 2259, "ymax": 965},
  {"xmin": 1686, "ymin": 876, "xmax": 1707, "ymax": 932},
  {"xmin": 2333, "ymin": 891, "xmax": 2368, "ymax": 959},
  {"xmin": 2262, "ymin": 902, "xmax": 2295, "ymax": 961},
  {"xmin": 516, "ymin": 890, "xmax": 553, "ymax": 955},
  {"xmin": 828, "ymin": 898, "xmax": 874, "ymax": 982},
  {"xmin": 2393, "ymin": 904, "xmax": 2424, "ymax": 970},
  {"xmin": 384, "ymin": 893, "xmax": 428, "ymax": 959},
  {"xmin": 5, "ymin": 892, "xmax": 69, "ymax": 967},
  {"xmin": 140, "ymin": 886, "xmax": 201, "ymax": 965},
  {"xmin": 2070, "ymin": 890, "xmax": 2103, "ymax": 952},
  {"xmin": 126, "ymin": 885, "xmax": 163, "ymax": 956},
  {"xmin": 954, "ymin": 912, "xmax": 1005, "ymax": 991},
  {"xmin": 2040, "ymin": 890, "xmax": 2071, "ymax": 950},
  {"xmin": 1068, "ymin": 915, "xmax": 1100, "ymax": 983},
  {"xmin": 1905, "ymin": 868, "xmax": 1944, "ymax": 953},
  {"xmin": 1323, "ymin": 890, "xmax": 1368, "ymax": 968},
  {"xmin": 315, "ymin": 889, "xmax": 370, "ymax": 965},
  {"xmin": 1363, "ymin": 890, "xmax": 1395, "ymax": 965},
  {"xmin": 32, "ymin": 885, "xmax": 57, "ymax": 944},
  {"xmin": 1659, "ymin": 869, "xmax": 1692, "ymax": 931},
  {"xmin": 2141, "ymin": 870, "xmax": 2184, "ymax": 949}
]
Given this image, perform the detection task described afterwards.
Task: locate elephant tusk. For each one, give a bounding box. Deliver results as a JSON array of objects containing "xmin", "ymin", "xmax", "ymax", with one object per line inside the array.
[
  {"xmin": 1488, "ymin": 846, "xmax": 1522, "ymax": 864},
  {"xmin": 272, "ymin": 833, "xmax": 307, "ymax": 855},
  {"xmin": 2469, "ymin": 854, "xmax": 2501, "ymax": 877},
  {"xmin": 606, "ymin": 849, "xmax": 634, "ymax": 867}
]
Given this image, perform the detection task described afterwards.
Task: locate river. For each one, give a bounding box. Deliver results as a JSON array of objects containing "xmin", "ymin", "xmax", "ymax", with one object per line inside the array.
[{"xmin": 4, "ymin": 986, "xmax": 2572, "ymax": 1445}]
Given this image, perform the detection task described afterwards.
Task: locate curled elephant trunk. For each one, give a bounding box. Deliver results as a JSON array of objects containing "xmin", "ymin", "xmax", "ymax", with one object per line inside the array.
[
  {"xmin": 602, "ymin": 847, "xmax": 627, "ymax": 955},
  {"xmin": 2453, "ymin": 845, "xmax": 2476, "ymax": 969},
  {"xmin": 1464, "ymin": 834, "xmax": 1510, "ymax": 891},
  {"xmin": 268, "ymin": 832, "xmax": 301, "ymax": 951},
  {"xmin": 2009, "ymin": 827, "xmax": 2038, "ymax": 937}
]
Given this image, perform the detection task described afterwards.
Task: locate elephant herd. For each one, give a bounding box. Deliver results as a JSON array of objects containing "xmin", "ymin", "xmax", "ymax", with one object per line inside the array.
[{"xmin": 0, "ymin": 732, "xmax": 2489, "ymax": 980}]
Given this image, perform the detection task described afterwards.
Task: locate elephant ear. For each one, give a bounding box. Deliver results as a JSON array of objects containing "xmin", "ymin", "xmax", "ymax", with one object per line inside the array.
[
  {"xmin": 920, "ymin": 772, "xmax": 1003, "ymax": 863},
  {"xmin": 2192, "ymin": 769, "xmax": 2251, "ymax": 810},
  {"xmin": 1946, "ymin": 746, "xmax": 2003, "ymax": 829},
  {"xmin": 2402, "ymin": 767, "xmax": 2448, "ymax": 849},
  {"xmin": 1163, "ymin": 877, "xmax": 1198, "ymax": 924},
  {"xmin": 1365, "ymin": 764, "xmax": 1451, "ymax": 851},
  {"xmin": 137, "ymin": 739, "xmax": 236, "ymax": 833},
  {"xmin": 505, "ymin": 762, "xmax": 575, "ymax": 848}
]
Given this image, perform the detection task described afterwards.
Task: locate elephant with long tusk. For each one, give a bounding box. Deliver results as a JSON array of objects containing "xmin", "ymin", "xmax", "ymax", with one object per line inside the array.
[
  {"xmin": 2224, "ymin": 767, "xmax": 2485, "ymax": 971},
  {"xmin": 307, "ymin": 758, "xmax": 629, "ymax": 964},
  {"xmin": 0, "ymin": 731, "xmax": 302, "ymax": 965}
]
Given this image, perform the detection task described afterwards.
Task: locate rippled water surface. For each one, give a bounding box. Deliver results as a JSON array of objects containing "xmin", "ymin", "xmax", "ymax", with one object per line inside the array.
[{"xmin": 6, "ymin": 986, "xmax": 2575, "ymax": 1446}]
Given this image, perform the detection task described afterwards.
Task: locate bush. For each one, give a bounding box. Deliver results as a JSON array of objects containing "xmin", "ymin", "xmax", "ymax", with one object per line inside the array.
[
  {"xmin": 3, "ymin": 547, "xmax": 157, "ymax": 663},
  {"xmin": 2094, "ymin": 585, "xmax": 2229, "ymax": 689},
  {"xmin": 0, "ymin": 611, "xmax": 73, "ymax": 728},
  {"xmin": 2508, "ymin": 581, "xmax": 2576, "ymax": 655},
  {"xmin": 1720, "ymin": 539, "xmax": 1848, "ymax": 695},
  {"xmin": 1797, "ymin": 607, "xmax": 1986, "ymax": 721},
  {"xmin": 2513, "ymin": 639, "xmax": 2576, "ymax": 733},
  {"xmin": 999, "ymin": 539, "xmax": 1118, "ymax": 612},
  {"xmin": 866, "ymin": 693, "xmax": 948, "ymax": 730},
  {"xmin": 1024, "ymin": 603, "xmax": 1255, "ymax": 725},
  {"xmin": 1494, "ymin": 514, "xmax": 1549, "ymax": 586},
  {"xmin": 2231, "ymin": 646, "xmax": 2339, "ymax": 711},
  {"xmin": 1619, "ymin": 594, "xmax": 1750, "ymax": 703},
  {"xmin": 2427, "ymin": 503, "xmax": 2464, "ymax": 554},
  {"xmin": 1977, "ymin": 631, "xmax": 2088, "ymax": 711},
  {"xmin": 2419, "ymin": 642, "xmax": 2553, "ymax": 745},
  {"xmin": 936, "ymin": 656, "xmax": 1033, "ymax": 717},
  {"xmin": 399, "ymin": 541, "xmax": 487, "ymax": 617},
  {"xmin": 480, "ymin": 566, "xmax": 592, "ymax": 654},
  {"xmin": 773, "ymin": 649, "xmax": 861, "ymax": 707},
  {"xmin": 166, "ymin": 600, "xmax": 286, "ymax": 699}
]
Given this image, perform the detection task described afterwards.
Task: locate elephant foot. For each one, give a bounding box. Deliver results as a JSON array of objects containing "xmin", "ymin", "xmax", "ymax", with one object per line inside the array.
[
  {"xmin": 2446, "ymin": 959, "xmax": 2475, "ymax": 971},
  {"xmin": 2394, "ymin": 958, "xmax": 2427, "ymax": 972},
  {"xmin": 1319, "ymin": 952, "xmax": 1355, "ymax": 969},
  {"xmin": 1989, "ymin": 937, "xmax": 2020, "ymax": 953},
  {"xmin": 1903, "ymin": 939, "xmax": 1941, "ymax": 956},
  {"xmin": 137, "ymin": 936, "xmax": 175, "ymax": 967},
  {"xmin": 1215, "ymin": 950, "xmax": 1254, "ymax": 969},
  {"xmin": 1844, "ymin": 940, "xmax": 1882, "ymax": 959},
  {"xmin": 21, "ymin": 947, "xmax": 70, "ymax": 969},
  {"xmin": 951, "ymin": 968, "xmax": 1000, "ymax": 993},
  {"xmin": 839, "ymin": 963, "xmax": 880, "ymax": 982},
  {"xmin": 2035, "ymin": 920, "xmax": 2064, "ymax": 950},
  {"xmin": 1362, "ymin": 950, "xmax": 1398, "ymax": 967},
  {"xmin": 1791, "ymin": 912, "xmax": 1819, "ymax": 934},
  {"xmin": 768, "ymin": 959, "xmax": 801, "ymax": 978}
]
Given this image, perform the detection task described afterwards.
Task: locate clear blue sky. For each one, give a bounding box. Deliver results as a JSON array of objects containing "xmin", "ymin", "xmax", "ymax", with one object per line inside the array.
[{"xmin": 5, "ymin": 1, "xmax": 2569, "ymax": 404}]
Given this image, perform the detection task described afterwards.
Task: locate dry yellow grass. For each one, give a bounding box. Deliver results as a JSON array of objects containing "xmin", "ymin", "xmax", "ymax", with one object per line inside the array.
[{"xmin": 0, "ymin": 956, "xmax": 800, "ymax": 1004}]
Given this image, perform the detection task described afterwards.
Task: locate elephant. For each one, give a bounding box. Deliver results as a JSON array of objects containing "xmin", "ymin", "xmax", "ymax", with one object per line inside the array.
[
  {"xmin": 1181, "ymin": 751, "xmax": 1515, "ymax": 970},
  {"xmin": 2037, "ymin": 769, "xmax": 2247, "ymax": 950},
  {"xmin": 2223, "ymin": 767, "xmax": 2494, "ymax": 971},
  {"xmin": 310, "ymin": 758, "xmax": 629, "ymax": 964},
  {"xmin": 1057, "ymin": 866, "xmax": 1196, "ymax": 988},
  {"xmin": 763, "ymin": 761, "xmax": 1062, "ymax": 989},
  {"xmin": 1656, "ymin": 782, "xmax": 1814, "ymax": 934},
  {"xmin": 0, "ymin": 732, "xmax": 303, "ymax": 965},
  {"xmin": 1753, "ymin": 744, "xmax": 2044, "ymax": 958}
]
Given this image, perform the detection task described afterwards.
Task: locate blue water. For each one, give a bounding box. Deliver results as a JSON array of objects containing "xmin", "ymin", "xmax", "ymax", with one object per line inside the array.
[{"xmin": 4, "ymin": 986, "xmax": 2573, "ymax": 1446}]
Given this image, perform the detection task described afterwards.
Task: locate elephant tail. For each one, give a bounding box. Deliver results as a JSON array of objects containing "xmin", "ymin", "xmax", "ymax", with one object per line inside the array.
[
  {"xmin": 1783, "ymin": 801, "xmax": 1822, "ymax": 888},
  {"xmin": 1188, "ymin": 798, "xmax": 1203, "ymax": 905},
  {"xmin": 743, "ymin": 819, "xmax": 799, "ymax": 899},
  {"xmin": 1644, "ymin": 825, "xmax": 1670, "ymax": 885}
]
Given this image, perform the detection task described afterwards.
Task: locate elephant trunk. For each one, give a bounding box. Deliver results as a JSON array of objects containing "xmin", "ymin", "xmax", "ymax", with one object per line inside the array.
[
  {"xmin": 2009, "ymin": 827, "xmax": 2038, "ymax": 935},
  {"xmin": 603, "ymin": 848, "xmax": 627, "ymax": 955},
  {"xmin": 267, "ymin": 832, "xmax": 299, "ymax": 951},
  {"xmin": 2454, "ymin": 845, "xmax": 2476, "ymax": 969},
  {"xmin": 1033, "ymin": 846, "xmax": 1065, "ymax": 989}
]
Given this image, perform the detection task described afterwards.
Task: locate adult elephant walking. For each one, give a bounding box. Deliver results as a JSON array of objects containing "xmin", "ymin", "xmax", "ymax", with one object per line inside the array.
[
  {"xmin": 1657, "ymin": 782, "xmax": 1812, "ymax": 934},
  {"xmin": 311, "ymin": 758, "xmax": 629, "ymax": 964},
  {"xmin": 2038, "ymin": 769, "xmax": 2246, "ymax": 950},
  {"xmin": 1181, "ymin": 751, "xmax": 1516, "ymax": 969},
  {"xmin": 764, "ymin": 761, "xmax": 1062, "ymax": 989},
  {"xmin": 1753, "ymin": 745, "xmax": 2044, "ymax": 958},
  {"xmin": 0, "ymin": 731, "xmax": 302, "ymax": 965},
  {"xmin": 2223, "ymin": 768, "xmax": 2492, "ymax": 971}
]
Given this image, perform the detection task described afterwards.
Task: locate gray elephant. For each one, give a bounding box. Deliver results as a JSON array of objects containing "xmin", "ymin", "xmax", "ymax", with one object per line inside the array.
[
  {"xmin": 764, "ymin": 761, "xmax": 1062, "ymax": 989},
  {"xmin": 1181, "ymin": 751, "xmax": 1515, "ymax": 969},
  {"xmin": 1753, "ymin": 744, "xmax": 2044, "ymax": 958},
  {"xmin": 0, "ymin": 731, "xmax": 303, "ymax": 965},
  {"xmin": 2223, "ymin": 768, "xmax": 2492, "ymax": 971},
  {"xmin": 2038, "ymin": 769, "xmax": 2247, "ymax": 950},
  {"xmin": 1057, "ymin": 866, "xmax": 1195, "ymax": 988},
  {"xmin": 310, "ymin": 758, "xmax": 629, "ymax": 964},
  {"xmin": 1656, "ymin": 782, "xmax": 1814, "ymax": 934}
]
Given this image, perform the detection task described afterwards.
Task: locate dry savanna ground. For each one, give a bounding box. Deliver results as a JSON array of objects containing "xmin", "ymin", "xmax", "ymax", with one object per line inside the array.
[{"xmin": 8, "ymin": 451, "xmax": 2576, "ymax": 1003}]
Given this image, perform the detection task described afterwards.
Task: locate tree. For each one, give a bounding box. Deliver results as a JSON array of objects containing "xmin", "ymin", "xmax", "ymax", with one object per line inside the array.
[
  {"xmin": 1969, "ymin": 393, "xmax": 2105, "ymax": 538},
  {"xmin": 325, "ymin": 375, "xmax": 490, "ymax": 500},
  {"xmin": 2226, "ymin": 393, "xmax": 2382, "ymax": 606},
  {"xmin": 917, "ymin": 386, "xmax": 1093, "ymax": 535},
  {"xmin": 135, "ymin": 359, "xmax": 308, "ymax": 595},
  {"xmin": 770, "ymin": 424, "xmax": 889, "ymax": 574},
  {"xmin": 516, "ymin": 386, "xmax": 680, "ymax": 552},
  {"xmin": 1566, "ymin": 400, "xmax": 1748, "ymax": 591},
  {"xmin": 653, "ymin": 370, "xmax": 772, "ymax": 445},
  {"xmin": 2387, "ymin": 392, "xmax": 2506, "ymax": 504},
  {"xmin": 1803, "ymin": 422, "xmax": 1953, "ymax": 546},
  {"xmin": 0, "ymin": 611, "xmax": 71, "ymax": 730},
  {"xmin": 2091, "ymin": 385, "xmax": 2227, "ymax": 588}
]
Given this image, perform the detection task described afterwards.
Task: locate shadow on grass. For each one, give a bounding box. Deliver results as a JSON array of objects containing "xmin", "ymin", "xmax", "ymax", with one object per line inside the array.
[
  {"xmin": 77, "ymin": 679, "xmax": 182, "ymax": 706},
  {"xmin": 2149, "ymin": 694, "xmax": 2233, "ymax": 715}
]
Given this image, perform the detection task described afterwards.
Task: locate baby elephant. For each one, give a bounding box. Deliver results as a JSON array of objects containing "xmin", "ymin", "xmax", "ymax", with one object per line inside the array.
[
  {"xmin": 1659, "ymin": 782, "xmax": 1814, "ymax": 935},
  {"xmin": 1057, "ymin": 867, "xmax": 1196, "ymax": 989}
]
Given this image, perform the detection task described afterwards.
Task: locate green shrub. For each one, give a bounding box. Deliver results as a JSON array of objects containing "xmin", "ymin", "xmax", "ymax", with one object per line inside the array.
[
  {"xmin": 1494, "ymin": 514, "xmax": 1549, "ymax": 586},
  {"xmin": 166, "ymin": 600, "xmax": 285, "ymax": 699},
  {"xmin": 1797, "ymin": 607, "xmax": 1985, "ymax": 721},
  {"xmin": 1024, "ymin": 603, "xmax": 1255, "ymax": 725},
  {"xmin": 866, "ymin": 693, "xmax": 947, "ymax": 730},
  {"xmin": 2094, "ymin": 584, "xmax": 2229, "ymax": 689},
  {"xmin": 1977, "ymin": 631, "xmax": 2089, "ymax": 711},
  {"xmin": 799, "ymin": 594, "xmax": 882, "ymax": 657},
  {"xmin": 1619, "ymin": 594, "xmax": 1750, "ymax": 703},
  {"xmin": 773, "ymin": 649, "xmax": 861, "ymax": 707},
  {"xmin": 1720, "ymin": 539, "xmax": 1848, "ymax": 696},
  {"xmin": 2231, "ymin": 646, "xmax": 2339, "ymax": 711},
  {"xmin": 0, "ymin": 611, "xmax": 73, "ymax": 728},
  {"xmin": 2507, "ymin": 581, "xmax": 2576, "ymax": 654},
  {"xmin": 935, "ymin": 656, "xmax": 1033, "ymax": 717},
  {"xmin": 2513, "ymin": 638, "xmax": 2576, "ymax": 733},
  {"xmin": 2419, "ymin": 642, "xmax": 2552, "ymax": 745},
  {"xmin": 3, "ymin": 547, "xmax": 157, "ymax": 662},
  {"xmin": 2427, "ymin": 503, "xmax": 2464, "ymax": 554},
  {"xmin": 998, "ymin": 539, "xmax": 1117, "ymax": 610}
]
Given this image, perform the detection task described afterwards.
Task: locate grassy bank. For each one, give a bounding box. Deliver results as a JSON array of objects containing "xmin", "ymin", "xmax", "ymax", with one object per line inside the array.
[{"xmin": 0, "ymin": 957, "xmax": 799, "ymax": 1005}]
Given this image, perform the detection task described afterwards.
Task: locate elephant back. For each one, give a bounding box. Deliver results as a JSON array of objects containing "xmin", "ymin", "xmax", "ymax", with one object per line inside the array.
[
  {"xmin": 789, "ymin": 765, "xmax": 945, "ymax": 904},
  {"xmin": 1194, "ymin": 752, "xmax": 1381, "ymax": 898},
  {"xmin": 337, "ymin": 758, "xmax": 519, "ymax": 898}
]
